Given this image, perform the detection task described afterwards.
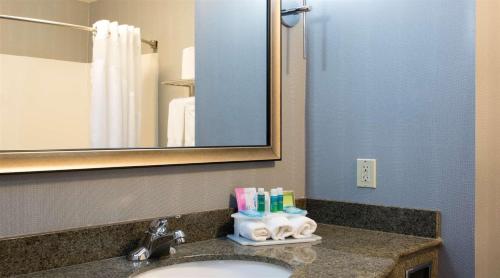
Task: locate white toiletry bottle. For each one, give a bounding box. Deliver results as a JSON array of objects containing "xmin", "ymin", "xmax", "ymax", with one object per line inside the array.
[{"xmin": 244, "ymin": 188, "xmax": 257, "ymax": 210}]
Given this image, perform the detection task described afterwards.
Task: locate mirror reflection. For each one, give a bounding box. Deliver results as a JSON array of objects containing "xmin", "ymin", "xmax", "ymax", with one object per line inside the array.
[{"xmin": 0, "ymin": 0, "xmax": 268, "ymax": 151}]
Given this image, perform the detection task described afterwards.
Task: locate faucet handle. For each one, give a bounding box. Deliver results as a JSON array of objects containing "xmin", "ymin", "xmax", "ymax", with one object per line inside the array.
[
  {"xmin": 171, "ymin": 230, "xmax": 186, "ymax": 244},
  {"xmin": 149, "ymin": 218, "xmax": 168, "ymax": 235}
]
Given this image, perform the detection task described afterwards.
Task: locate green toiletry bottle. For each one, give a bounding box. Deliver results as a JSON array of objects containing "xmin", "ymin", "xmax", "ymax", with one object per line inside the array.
[
  {"xmin": 257, "ymin": 188, "xmax": 265, "ymax": 212},
  {"xmin": 270, "ymin": 189, "xmax": 278, "ymax": 212},
  {"xmin": 277, "ymin": 187, "xmax": 284, "ymax": 211}
]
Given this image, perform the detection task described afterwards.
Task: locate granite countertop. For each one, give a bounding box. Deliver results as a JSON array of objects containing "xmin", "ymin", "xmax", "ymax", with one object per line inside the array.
[{"xmin": 16, "ymin": 224, "xmax": 441, "ymax": 278}]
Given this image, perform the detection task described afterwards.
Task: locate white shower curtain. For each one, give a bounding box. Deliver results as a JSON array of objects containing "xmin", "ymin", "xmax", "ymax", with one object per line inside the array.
[{"xmin": 90, "ymin": 20, "xmax": 142, "ymax": 148}]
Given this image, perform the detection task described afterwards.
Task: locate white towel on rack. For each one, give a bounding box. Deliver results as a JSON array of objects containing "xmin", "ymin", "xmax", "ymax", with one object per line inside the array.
[
  {"xmin": 288, "ymin": 216, "xmax": 317, "ymax": 239},
  {"xmin": 184, "ymin": 98, "xmax": 195, "ymax": 147},
  {"xmin": 238, "ymin": 220, "xmax": 270, "ymax": 241},
  {"xmin": 167, "ymin": 97, "xmax": 195, "ymax": 147},
  {"xmin": 167, "ymin": 98, "xmax": 186, "ymax": 147},
  {"xmin": 264, "ymin": 216, "xmax": 294, "ymax": 240}
]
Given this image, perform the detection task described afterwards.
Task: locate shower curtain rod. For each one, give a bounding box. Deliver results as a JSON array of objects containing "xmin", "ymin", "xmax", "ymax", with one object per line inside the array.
[{"xmin": 0, "ymin": 15, "xmax": 158, "ymax": 51}]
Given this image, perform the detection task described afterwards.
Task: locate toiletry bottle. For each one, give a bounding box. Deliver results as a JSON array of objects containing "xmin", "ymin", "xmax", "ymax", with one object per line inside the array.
[
  {"xmin": 270, "ymin": 189, "xmax": 278, "ymax": 213},
  {"xmin": 277, "ymin": 187, "xmax": 284, "ymax": 211},
  {"xmin": 244, "ymin": 188, "xmax": 257, "ymax": 210},
  {"xmin": 265, "ymin": 191, "xmax": 270, "ymax": 214},
  {"xmin": 257, "ymin": 188, "xmax": 265, "ymax": 212},
  {"xmin": 234, "ymin": 188, "xmax": 247, "ymax": 211}
]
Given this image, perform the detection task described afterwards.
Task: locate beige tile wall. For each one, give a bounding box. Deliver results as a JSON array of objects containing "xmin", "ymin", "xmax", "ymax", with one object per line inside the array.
[
  {"xmin": 0, "ymin": 0, "xmax": 91, "ymax": 62},
  {"xmin": 476, "ymin": 0, "xmax": 500, "ymax": 277},
  {"xmin": 0, "ymin": 22, "xmax": 306, "ymax": 238}
]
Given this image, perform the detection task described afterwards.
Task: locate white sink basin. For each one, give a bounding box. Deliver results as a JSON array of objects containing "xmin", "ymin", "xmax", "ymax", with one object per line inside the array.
[{"xmin": 133, "ymin": 260, "xmax": 292, "ymax": 278}]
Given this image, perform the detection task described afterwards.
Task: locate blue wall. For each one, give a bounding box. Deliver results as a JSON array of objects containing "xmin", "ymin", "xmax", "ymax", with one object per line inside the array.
[
  {"xmin": 306, "ymin": 1, "xmax": 475, "ymax": 277},
  {"xmin": 195, "ymin": 0, "xmax": 268, "ymax": 147}
]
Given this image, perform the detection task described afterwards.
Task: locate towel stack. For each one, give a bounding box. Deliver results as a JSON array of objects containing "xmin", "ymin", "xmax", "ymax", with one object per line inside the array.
[{"xmin": 237, "ymin": 216, "xmax": 317, "ymax": 242}]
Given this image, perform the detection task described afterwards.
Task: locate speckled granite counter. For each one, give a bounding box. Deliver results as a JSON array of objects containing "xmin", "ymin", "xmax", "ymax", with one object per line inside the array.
[{"xmin": 16, "ymin": 224, "xmax": 441, "ymax": 278}]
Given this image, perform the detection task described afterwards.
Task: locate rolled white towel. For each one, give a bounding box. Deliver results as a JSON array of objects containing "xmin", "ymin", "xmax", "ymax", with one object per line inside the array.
[
  {"xmin": 238, "ymin": 221, "xmax": 271, "ymax": 241},
  {"xmin": 264, "ymin": 216, "xmax": 294, "ymax": 240},
  {"xmin": 288, "ymin": 216, "xmax": 317, "ymax": 239}
]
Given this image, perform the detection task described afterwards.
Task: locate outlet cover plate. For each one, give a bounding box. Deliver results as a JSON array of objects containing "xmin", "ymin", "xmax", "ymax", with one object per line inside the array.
[{"xmin": 357, "ymin": 159, "xmax": 376, "ymax": 188}]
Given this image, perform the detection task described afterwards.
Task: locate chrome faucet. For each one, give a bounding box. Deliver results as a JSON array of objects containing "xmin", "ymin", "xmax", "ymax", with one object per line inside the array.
[{"xmin": 127, "ymin": 218, "xmax": 186, "ymax": 261}]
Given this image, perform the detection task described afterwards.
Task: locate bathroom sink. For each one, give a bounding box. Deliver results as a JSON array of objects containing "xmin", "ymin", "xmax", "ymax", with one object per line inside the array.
[{"xmin": 133, "ymin": 260, "xmax": 292, "ymax": 278}]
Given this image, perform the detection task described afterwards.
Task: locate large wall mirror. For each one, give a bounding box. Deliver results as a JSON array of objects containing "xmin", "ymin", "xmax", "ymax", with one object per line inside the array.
[{"xmin": 0, "ymin": 0, "xmax": 281, "ymax": 173}]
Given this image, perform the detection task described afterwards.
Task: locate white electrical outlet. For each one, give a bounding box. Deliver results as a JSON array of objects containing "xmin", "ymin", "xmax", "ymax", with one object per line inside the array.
[{"xmin": 357, "ymin": 159, "xmax": 376, "ymax": 188}]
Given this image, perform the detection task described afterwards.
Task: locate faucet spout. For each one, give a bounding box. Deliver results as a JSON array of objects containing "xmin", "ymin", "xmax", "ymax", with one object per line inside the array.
[{"xmin": 127, "ymin": 218, "xmax": 186, "ymax": 261}]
